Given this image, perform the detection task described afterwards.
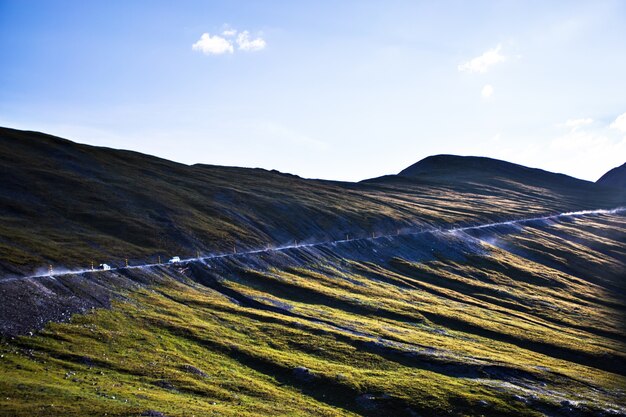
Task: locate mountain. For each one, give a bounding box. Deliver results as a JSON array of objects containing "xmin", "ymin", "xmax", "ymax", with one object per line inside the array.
[
  {"xmin": 597, "ymin": 162, "xmax": 626, "ymax": 188},
  {"xmin": 398, "ymin": 154, "xmax": 586, "ymax": 186},
  {"xmin": 1, "ymin": 127, "xmax": 626, "ymax": 417},
  {"xmin": 1, "ymin": 127, "xmax": 624, "ymax": 276}
]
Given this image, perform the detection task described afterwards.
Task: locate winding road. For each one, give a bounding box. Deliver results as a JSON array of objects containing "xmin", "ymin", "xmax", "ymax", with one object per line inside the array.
[{"xmin": 3, "ymin": 206, "xmax": 624, "ymax": 283}]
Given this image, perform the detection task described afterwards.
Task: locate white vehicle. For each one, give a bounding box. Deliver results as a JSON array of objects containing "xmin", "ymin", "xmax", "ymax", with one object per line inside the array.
[
  {"xmin": 168, "ymin": 256, "xmax": 181, "ymax": 264},
  {"xmin": 98, "ymin": 263, "xmax": 111, "ymax": 271}
]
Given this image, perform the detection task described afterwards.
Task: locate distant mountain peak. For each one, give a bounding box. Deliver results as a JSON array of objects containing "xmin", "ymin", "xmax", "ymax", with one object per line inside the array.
[
  {"xmin": 375, "ymin": 154, "xmax": 600, "ymax": 190},
  {"xmin": 597, "ymin": 162, "xmax": 626, "ymax": 188},
  {"xmin": 398, "ymin": 154, "xmax": 532, "ymax": 178}
]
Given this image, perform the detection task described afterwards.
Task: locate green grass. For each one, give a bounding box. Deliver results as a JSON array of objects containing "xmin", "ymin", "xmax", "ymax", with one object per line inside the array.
[
  {"xmin": 0, "ymin": 284, "xmax": 539, "ymax": 417},
  {"xmin": 2, "ymin": 214, "xmax": 625, "ymax": 416}
]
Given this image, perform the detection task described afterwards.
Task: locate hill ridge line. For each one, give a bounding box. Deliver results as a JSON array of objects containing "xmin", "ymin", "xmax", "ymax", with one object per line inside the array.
[{"xmin": 3, "ymin": 206, "xmax": 624, "ymax": 283}]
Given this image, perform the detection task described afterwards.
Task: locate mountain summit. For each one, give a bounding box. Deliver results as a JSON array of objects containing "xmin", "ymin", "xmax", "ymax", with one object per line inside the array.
[
  {"xmin": 398, "ymin": 154, "xmax": 588, "ymax": 188},
  {"xmin": 597, "ymin": 162, "xmax": 626, "ymax": 188}
]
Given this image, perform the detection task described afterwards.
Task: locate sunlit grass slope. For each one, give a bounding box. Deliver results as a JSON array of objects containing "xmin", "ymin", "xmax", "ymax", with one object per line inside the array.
[{"xmin": 1, "ymin": 213, "xmax": 625, "ymax": 416}]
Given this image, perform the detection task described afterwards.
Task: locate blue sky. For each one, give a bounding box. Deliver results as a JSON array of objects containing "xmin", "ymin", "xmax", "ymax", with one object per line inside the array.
[{"xmin": 1, "ymin": 1, "xmax": 625, "ymax": 181}]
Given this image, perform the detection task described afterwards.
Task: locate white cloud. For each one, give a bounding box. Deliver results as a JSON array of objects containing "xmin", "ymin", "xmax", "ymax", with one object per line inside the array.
[
  {"xmin": 551, "ymin": 130, "xmax": 608, "ymax": 151},
  {"xmin": 192, "ymin": 33, "xmax": 233, "ymax": 55},
  {"xmin": 192, "ymin": 28, "xmax": 266, "ymax": 55},
  {"xmin": 559, "ymin": 118, "xmax": 593, "ymax": 130},
  {"xmin": 484, "ymin": 130, "xmax": 625, "ymax": 181},
  {"xmin": 236, "ymin": 31, "xmax": 266, "ymax": 52},
  {"xmin": 547, "ymin": 122, "xmax": 626, "ymax": 180},
  {"xmin": 458, "ymin": 44, "xmax": 506, "ymax": 73},
  {"xmin": 610, "ymin": 112, "xmax": 626, "ymax": 133},
  {"xmin": 481, "ymin": 84, "xmax": 494, "ymax": 98},
  {"xmin": 480, "ymin": 113, "xmax": 626, "ymax": 181}
]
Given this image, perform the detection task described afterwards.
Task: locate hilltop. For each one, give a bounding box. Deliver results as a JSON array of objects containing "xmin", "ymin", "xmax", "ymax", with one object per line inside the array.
[
  {"xmin": 398, "ymin": 154, "xmax": 589, "ymax": 187},
  {"xmin": 598, "ymin": 162, "xmax": 626, "ymax": 189}
]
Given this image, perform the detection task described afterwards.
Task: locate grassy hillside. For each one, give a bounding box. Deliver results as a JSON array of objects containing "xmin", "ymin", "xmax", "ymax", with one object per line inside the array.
[
  {"xmin": 1, "ymin": 127, "xmax": 624, "ymax": 276},
  {"xmin": 1, "ymin": 211, "xmax": 625, "ymax": 416},
  {"xmin": 1, "ymin": 127, "xmax": 625, "ymax": 416}
]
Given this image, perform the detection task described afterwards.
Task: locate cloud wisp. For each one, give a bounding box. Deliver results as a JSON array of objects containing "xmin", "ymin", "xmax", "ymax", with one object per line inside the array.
[
  {"xmin": 458, "ymin": 44, "xmax": 506, "ymax": 73},
  {"xmin": 192, "ymin": 28, "xmax": 266, "ymax": 56},
  {"xmin": 481, "ymin": 84, "xmax": 494, "ymax": 98},
  {"xmin": 559, "ymin": 118, "xmax": 594, "ymax": 131},
  {"xmin": 236, "ymin": 31, "xmax": 267, "ymax": 51},
  {"xmin": 547, "ymin": 115, "xmax": 626, "ymax": 180},
  {"xmin": 610, "ymin": 112, "xmax": 626, "ymax": 133}
]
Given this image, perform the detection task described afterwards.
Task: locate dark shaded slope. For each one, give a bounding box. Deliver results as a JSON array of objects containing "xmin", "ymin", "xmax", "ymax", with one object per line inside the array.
[
  {"xmin": 0, "ymin": 127, "xmax": 419, "ymax": 274},
  {"xmin": 1, "ymin": 127, "xmax": 625, "ymax": 277},
  {"xmin": 598, "ymin": 162, "xmax": 626, "ymax": 188}
]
